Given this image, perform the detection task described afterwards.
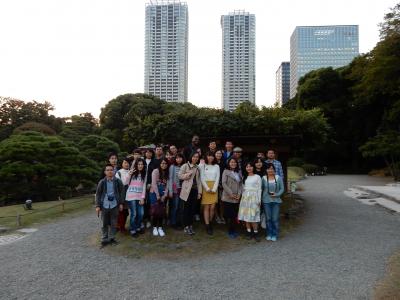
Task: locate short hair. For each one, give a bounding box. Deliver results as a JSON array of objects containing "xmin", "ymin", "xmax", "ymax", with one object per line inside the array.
[
  {"xmin": 265, "ymin": 162, "xmax": 276, "ymax": 171},
  {"xmin": 133, "ymin": 149, "xmax": 141, "ymax": 155},
  {"xmin": 104, "ymin": 163, "xmax": 114, "ymax": 171},
  {"xmin": 108, "ymin": 152, "xmax": 118, "ymax": 160},
  {"xmin": 267, "ymin": 149, "xmax": 276, "ymax": 154}
]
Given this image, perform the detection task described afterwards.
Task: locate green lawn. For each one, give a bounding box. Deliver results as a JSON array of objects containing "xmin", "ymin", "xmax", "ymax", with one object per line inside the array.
[
  {"xmin": 0, "ymin": 195, "xmax": 95, "ymax": 230},
  {"xmin": 288, "ymin": 166, "xmax": 306, "ymax": 182}
]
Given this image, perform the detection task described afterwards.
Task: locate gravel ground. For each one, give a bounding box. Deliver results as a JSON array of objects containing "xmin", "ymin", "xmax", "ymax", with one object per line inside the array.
[{"xmin": 1, "ymin": 175, "xmax": 400, "ymax": 300}]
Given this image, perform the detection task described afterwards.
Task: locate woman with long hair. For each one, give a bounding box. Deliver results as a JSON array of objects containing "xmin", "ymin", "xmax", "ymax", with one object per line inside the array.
[
  {"xmin": 149, "ymin": 158, "xmax": 169, "ymax": 237},
  {"xmin": 178, "ymin": 152, "xmax": 203, "ymax": 235},
  {"xmin": 200, "ymin": 152, "xmax": 220, "ymax": 235},
  {"xmin": 221, "ymin": 158, "xmax": 242, "ymax": 238},
  {"xmin": 168, "ymin": 153, "xmax": 185, "ymax": 228},
  {"xmin": 214, "ymin": 149, "xmax": 226, "ymax": 224},
  {"xmin": 238, "ymin": 162, "xmax": 262, "ymax": 242},
  {"xmin": 262, "ymin": 163, "xmax": 285, "ymax": 242},
  {"xmin": 125, "ymin": 158, "xmax": 147, "ymax": 237}
]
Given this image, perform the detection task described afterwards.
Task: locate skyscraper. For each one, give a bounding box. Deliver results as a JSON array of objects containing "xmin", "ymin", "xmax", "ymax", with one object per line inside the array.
[
  {"xmin": 275, "ymin": 62, "xmax": 290, "ymax": 107},
  {"xmin": 290, "ymin": 25, "xmax": 359, "ymax": 99},
  {"xmin": 144, "ymin": 0, "xmax": 188, "ymax": 102},
  {"xmin": 221, "ymin": 10, "xmax": 255, "ymax": 111}
]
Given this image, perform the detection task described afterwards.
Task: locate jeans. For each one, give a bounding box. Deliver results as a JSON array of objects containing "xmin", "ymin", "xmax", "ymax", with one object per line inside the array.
[
  {"xmin": 263, "ymin": 202, "xmax": 280, "ymax": 238},
  {"xmin": 169, "ymin": 194, "xmax": 181, "ymax": 226},
  {"xmin": 127, "ymin": 200, "xmax": 144, "ymax": 233}
]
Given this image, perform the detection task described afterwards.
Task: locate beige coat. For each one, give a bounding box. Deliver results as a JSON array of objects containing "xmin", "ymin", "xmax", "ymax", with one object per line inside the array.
[
  {"xmin": 221, "ymin": 169, "xmax": 243, "ymax": 203},
  {"xmin": 178, "ymin": 163, "xmax": 202, "ymax": 201}
]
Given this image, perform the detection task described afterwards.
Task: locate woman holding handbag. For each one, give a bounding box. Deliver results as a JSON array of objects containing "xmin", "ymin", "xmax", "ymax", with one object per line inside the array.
[
  {"xmin": 149, "ymin": 158, "xmax": 170, "ymax": 237},
  {"xmin": 178, "ymin": 152, "xmax": 203, "ymax": 235}
]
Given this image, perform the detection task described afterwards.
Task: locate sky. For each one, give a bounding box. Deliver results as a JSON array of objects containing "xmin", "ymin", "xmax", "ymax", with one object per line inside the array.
[{"xmin": 0, "ymin": 0, "xmax": 398, "ymax": 118}]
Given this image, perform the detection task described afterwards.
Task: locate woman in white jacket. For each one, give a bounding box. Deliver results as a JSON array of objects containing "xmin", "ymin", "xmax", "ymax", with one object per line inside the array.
[{"xmin": 200, "ymin": 152, "xmax": 220, "ymax": 235}]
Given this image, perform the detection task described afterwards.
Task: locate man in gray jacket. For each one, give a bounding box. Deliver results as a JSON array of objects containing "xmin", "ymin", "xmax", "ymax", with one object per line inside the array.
[{"xmin": 96, "ymin": 164, "xmax": 124, "ymax": 246}]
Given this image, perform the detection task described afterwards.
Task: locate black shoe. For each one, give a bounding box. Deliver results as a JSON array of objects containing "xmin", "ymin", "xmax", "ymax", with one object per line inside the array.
[
  {"xmin": 246, "ymin": 231, "xmax": 253, "ymax": 240},
  {"xmin": 206, "ymin": 225, "xmax": 212, "ymax": 235},
  {"xmin": 100, "ymin": 240, "xmax": 109, "ymax": 247},
  {"xmin": 109, "ymin": 238, "xmax": 118, "ymax": 245},
  {"xmin": 254, "ymin": 232, "xmax": 260, "ymax": 242}
]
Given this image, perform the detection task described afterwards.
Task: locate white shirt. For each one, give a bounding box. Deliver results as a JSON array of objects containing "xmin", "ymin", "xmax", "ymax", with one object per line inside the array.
[
  {"xmin": 200, "ymin": 164, "xmax": 220, "ymax": 192},
  {"xmin": 116, "ymin": 169, "xmax": 131, "ymax": 186}
]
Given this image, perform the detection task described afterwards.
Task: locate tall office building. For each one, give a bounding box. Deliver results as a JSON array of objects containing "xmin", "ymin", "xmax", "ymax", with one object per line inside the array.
[
  {"xmin": 290, "ymin": 25, "xmax": 359, "ymax": 98},
  {"xmin": 221, "ymin": 10, "xmax": 255, "ymax": 111},
  {"xmin": 144, "ymin": 0, "xmax": 188, "ymax": 102},
  {"xmin": 275, "ymin": 62, "xmax": 290, "ymax": 107}
]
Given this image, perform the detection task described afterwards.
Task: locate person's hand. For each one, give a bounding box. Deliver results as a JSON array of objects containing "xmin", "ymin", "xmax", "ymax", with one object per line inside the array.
[
  {"xmin": 96, "ymin": 206, "xmax": 101, "ymax": 217},
  {"xmin": 139, "ymin": 199, "xmax": 144, "ymax": 205},
  {"xmin": 119, "ymin": 204, "xmax": 123, "ymax": 211},
  {"xmin": 197, "ymin": 193, "xmax": 202, "ymax": 200},
  {"xmin": 206, "ymin": 188, "xmax": 211, "ymax": 193},
  {"xmin": 129, "ymin": 170, "xmax": 133, "ymax": 175}
]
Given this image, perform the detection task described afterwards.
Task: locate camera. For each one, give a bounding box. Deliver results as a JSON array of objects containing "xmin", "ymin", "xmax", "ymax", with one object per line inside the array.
[{"xmin": 107, "ymin": 195, "xmax": 115, "ymax": 201}]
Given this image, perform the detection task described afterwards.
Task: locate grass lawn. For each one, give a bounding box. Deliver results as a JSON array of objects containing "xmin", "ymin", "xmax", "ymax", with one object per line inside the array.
[
  {"xmin": 374, "ymin": 250, "xmax": 400, "ymax": 299},
  {"xmin": 288, "ymin": 166, "xmax": 306, "ymax": 182},
  {"xmin": 0, "ymin": 195, "xmax": 94, "ymax": 230},
  {"xmin": 89, "ymin": 194, "xmax": 305, "ymax": 260}
]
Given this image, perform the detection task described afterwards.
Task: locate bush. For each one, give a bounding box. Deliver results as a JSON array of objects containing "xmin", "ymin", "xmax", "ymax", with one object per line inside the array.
[
  {"xmin": 287, "ymin": 157, "xmax": 306, "ymax": 167},
  {"xmin": 302, "ymin": 163, "xmax": 319, "ymax": 174}
]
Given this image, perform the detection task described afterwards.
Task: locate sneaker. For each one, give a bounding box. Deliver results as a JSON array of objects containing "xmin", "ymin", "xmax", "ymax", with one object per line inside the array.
[
  {"xmin": 215, "ymin": 216, "xmax": 222, "ymax": 224},
  {"xmin": 158, "ymin": 227, "xmax": 165, "ymax": 237},
  {"xmin": 146, "ymin": 221, "xmax": 152, "ymax": 228},
  {"xmin": 266, "ymin": 236, "xmax": 272, "ymax": 241},
  {"xmin": 220, "ymin": 217, "xmax": 226, "ymax": 224},
  {"xmin": 109, "ymin": 238, "xmax": 118, "ymax": 245},
  {"xmin": 271, "ymin": 236, "xmax": 277, "ymax": 242},
  {"xmin": 184, "ymin": 226, "xmax": 191, "ymax": 235},
  {"xmin": 194, "ymin": 214, "xmax": 200, "ymax": 221},
  {"xmin": 152, "ymin": 227, "xmax": 159, "ymax": 236},
  {"xmin": 189, "ymin": 226, "xmax": 195, "ymax": 235},
  {"xmin": 130, "ymin": 230, "xmax": 136, "ymax": 237}
]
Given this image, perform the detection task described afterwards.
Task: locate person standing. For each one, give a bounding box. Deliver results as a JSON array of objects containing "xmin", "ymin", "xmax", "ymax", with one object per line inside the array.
[
  {"xmin": 95, "ymin": 164, "xmax": 124, "ymax": 246},
  {"xmin": 265, "ymin": 149, "xmax": 284, "ymax": 182},
  {"xmin": 221, "ymin": 158, "xmax": 243, "ymax": 238},
  {"xmin": 154, "ymin": 145, "xmax": 164, "ymax": 167},
  {"xmin": 262, "ymin": 163, "xmax": 285, "ymax": 242},
  {"xmin": 214, "ymin": 149, "xmax": 226, "ymax": 224},
  {"xmin": 115, "ymin": 158, "xmax": 131, "ymax": 233},
  {"xmin": 169, "ymin": 145, "xmax": 178, "ymax": 158},
  {"xmin": 222, "ymin": 141, "xmax": 234, "ymax": 164},
  {"xmin": 238, "ymin": 162, "xmax": 262, "ymax": 242},
  {"xmin": 200, "ymin": 152, "xmax": 220, "ymax": 235},
  {"xmin": 254, "ymin": 158, "xmax": 265, "ymax": 177},
  {"xmin": 149, "ymin": 158, "xmax": 169, "ymax": 237},
  {"xmin": 183, "ymin": 135, "xmax": 200, "ymax": 161},
  {"xmin": 168, "ymin": 153, "xmax": 185, "ymax": 228},
  {"xmin": 233, "ymin": 147, "xmax": 245, "ymax": 175},
  {"xmin": 144, "ymin": 149, "xmax": 156, "ymax": 229},
  {"xmin": 108, "ymin": 152, "xmax": 119, "ymax": 175},
  {"xmin": 125, "ymin": 158, "xmax": 147, "ymax": 237},
  {"xmin": 178, "ymin": 152, "xmax": 202, "ymax": 235},
  {"xmin": 208, "ymin": 141, "xmax": 217, "ymax": 155}
]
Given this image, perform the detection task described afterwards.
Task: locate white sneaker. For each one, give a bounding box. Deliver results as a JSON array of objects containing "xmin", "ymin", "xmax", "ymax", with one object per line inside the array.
[
  {"xmin": 158, "ymin": 227, "xmax": 165, "ymax": 237},
  {"xmin": 152, "ymin": 227, "xmax": 158, "ymax": 236},
  {"xmin": 271, "ymin": 236, "xmax": 277, "ymax": 242},
  {"xmin": 146, "ymin": 221, "xmax": 152, "ymax": 228},
  {"xmin": 266, "ymin": 236, "xmax": 272, "ymax": 241}
]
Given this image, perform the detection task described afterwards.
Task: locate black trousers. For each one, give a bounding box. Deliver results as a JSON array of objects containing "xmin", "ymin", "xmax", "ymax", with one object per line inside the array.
[{"xmin": 182, "ymin": 188, "xmax": 198, "ymax": 227}]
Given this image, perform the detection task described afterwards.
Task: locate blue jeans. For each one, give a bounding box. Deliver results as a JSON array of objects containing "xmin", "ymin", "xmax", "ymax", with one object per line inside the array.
[
  {"xmin": 127, "ymin": 200, "xmax": 144, "ymax": 233},
  {"xmin": 263, "ymin": 202, "xmax": 280, "ymax": 238},
  {"xmin": 169, "ymin": 194, "xmax": 181, "ymax": 225}
]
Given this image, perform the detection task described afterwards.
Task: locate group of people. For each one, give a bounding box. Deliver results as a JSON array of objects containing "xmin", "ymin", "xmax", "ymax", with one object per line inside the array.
[{"xmin": 95, "ymin": 135, "xmax": 285, "ymax": 246}]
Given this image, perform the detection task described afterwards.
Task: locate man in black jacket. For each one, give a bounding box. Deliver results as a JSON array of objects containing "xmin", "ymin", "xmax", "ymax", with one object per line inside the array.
[{"xmin": 95, "ymin": 164, "xmax": 124, "ymax": 246}]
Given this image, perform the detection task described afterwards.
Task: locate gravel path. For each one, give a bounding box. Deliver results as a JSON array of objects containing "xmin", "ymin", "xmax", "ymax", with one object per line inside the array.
[{"xmin": 1, "ymin": 175, "xmax": 400, "ymax": 299}]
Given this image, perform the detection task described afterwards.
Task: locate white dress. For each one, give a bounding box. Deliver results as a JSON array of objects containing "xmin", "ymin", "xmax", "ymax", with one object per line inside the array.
[{"xmin": 238, "ymin": 175, "xmax": 262, "ymax": 222}]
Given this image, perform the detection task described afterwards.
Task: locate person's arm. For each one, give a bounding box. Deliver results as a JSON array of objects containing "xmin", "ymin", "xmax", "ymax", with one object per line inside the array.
[
  {"xmin": 95, "ymin": 180, "xmax": 103, "ymax": 208},
  {"xmin": 117, "ymin": 179, "xmax": 124, "ymax": 206},
  {"xmin": 178, "ymin": 164, "xmax": 191, "ymax": 180},
  {"xmin": 212, "ymin": 165, "xmax": 220, "ymax": 192},
  {"xmin": 151, "ymin": 169, "xmax": 160, "ymax": 199},
  {"xmin": 141, "ymin": 179, "xmax": 147, "ymax": 201},
  {"xmin": 276, "ymin": 176, "xmax": 285, "ymax": 198},
  {"xmin": 257, "ymin": 176, "xmax": 262, "ymax": 205},
  {"xmin": 221, "ymin": 170, "xmax": 233, "ymax": 197},
  {"xmin": 196, "ymin": 169, "xmax": 203, "ymax": 196}
]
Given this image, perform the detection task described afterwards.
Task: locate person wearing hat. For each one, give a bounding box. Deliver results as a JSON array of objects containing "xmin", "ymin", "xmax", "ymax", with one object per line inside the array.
[{"xmin": 233, "ymin": 147, "xmax": 245, "ymax": 175}]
